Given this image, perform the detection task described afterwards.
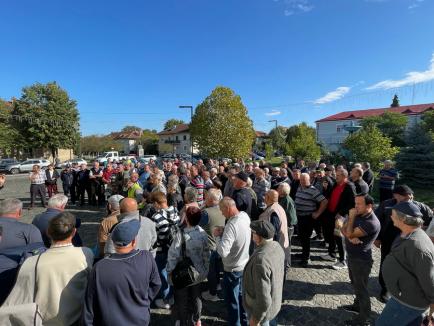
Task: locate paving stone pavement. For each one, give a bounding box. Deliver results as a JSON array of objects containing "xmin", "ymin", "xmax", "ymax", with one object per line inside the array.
[{"xmin": 1, "ymin": 174, "xmax": 386, "ymax": 326}]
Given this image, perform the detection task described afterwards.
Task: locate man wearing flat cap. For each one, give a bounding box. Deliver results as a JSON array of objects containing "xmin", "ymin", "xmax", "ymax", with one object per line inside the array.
[
  {"xmin": 242, "ymin": 220, "xmax": 284, "ymax": 326},
  {"xmin": 232, "ymin": 171, "xmax": 258, "ymax": 220},
  {"xmin": 374, "ymin": 184, "xmax": 433, "ymax": 303},
  {"xmin": 83, "ymin": 219, "xmax": 161, "ymax": 326},
  {"xmin": 376, "ymin": 201, "xmax": 434, "ymax": 326}
]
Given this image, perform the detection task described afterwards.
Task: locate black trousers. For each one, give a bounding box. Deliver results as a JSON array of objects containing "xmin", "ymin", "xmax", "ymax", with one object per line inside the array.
[
  {"xmin": 173, "ymin": 283, "xmax": 202, "ymax": 326},
  {"xmin": 322, "ymin": 211, "xmax": 345, "ymax": 262},
  {"xmin": 379, "ymin": 188, "xmax": 393, "ymax": 203},
  {"xmin": 378, "ymin": 241, "xmax": 392, "ymax": 294},
  {"xmin": 30, "ymin": 184, "xmax": 46, "ymax": 207},
  {"xmin": 78, "ymin": 184, "xmax": 91, "ymax": 205},
  {"xmin": 70, "ymin": 184, "xmax": 77, "ymax": 204},
  {"xmin": 298, "ymin": 214, "xmax": 315, "ymax": 261},
  {"xmin": 348, "ymin": 258, "xmax": 373, "ymax": 323},
  {"xmin": 90, "ymin": 182, "xmax": 104, "ymax": 205}
]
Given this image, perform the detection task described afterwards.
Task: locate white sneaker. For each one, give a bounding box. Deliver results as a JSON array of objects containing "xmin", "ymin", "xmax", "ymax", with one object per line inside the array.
[
  {"xmin": 217, "ymin": 284, "xmax": 222, "ymax": 291},
  {"xmin": 154, "ymin": 298, "xmax": 170, "ymax": 309},
  {"xmin": 332, "ymin": 261, "xmax": 348, "ymax": 270},
  {"xmin": 202, "ymin": 291, "xmax": 219, "ymax": 302},
  {"xmin": 321, "ymin": 254, "xmax": 337, "ymax": 262}
]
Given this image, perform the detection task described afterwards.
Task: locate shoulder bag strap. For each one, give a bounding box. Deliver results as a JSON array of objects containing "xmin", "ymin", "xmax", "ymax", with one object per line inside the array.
[
  {"xmin": 33, "ymin": 253, "xmax": 43, "ymax": 303},
  {"xmin": 180, "ymin": 228, "xmax": 186, "ymax": 259}
]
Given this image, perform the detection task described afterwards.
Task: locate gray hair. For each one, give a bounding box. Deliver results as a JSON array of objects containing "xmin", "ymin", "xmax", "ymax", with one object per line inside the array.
[
  {"xmin": 207, "ymin": 188, "xmax": 222, "ymax": 203},
  {"xmin": 0, "ymin": 198, "xmax": 23, "ymax": 215},
  {"xmin": 210, "ymin": 168, "xmax": 218, "ymax": 175},
  {"xmin": 393, "ymin": 209, "xmax": 424, "ymax": 227},
  {"xmin": 278, "ymin": 182, "xmax": 291, "ymax": 195},
  {"xmin": 337, "ymin": 169, "xmax": 349, "ymax": 177},
  {"xmin": 246, "ymin": 177, "xmax": 253, "ymax": 188},
  {"xmin": 184, "ymin": 187, "xmax": 197, "ymax": 204},
  {"xmin": 108, "ymin": 194, "xmax": 124, "ymax": 210},
  {"xmin": 353, "ymin": 163, "xmax": 362, "ymax": 169},
  {"xmin": 219, "ymin": 197, "xmax": 236, "ymax": 209},
  {"xmin": 48, "ymin": 194, "xmax": 69, "ymax": 208}
]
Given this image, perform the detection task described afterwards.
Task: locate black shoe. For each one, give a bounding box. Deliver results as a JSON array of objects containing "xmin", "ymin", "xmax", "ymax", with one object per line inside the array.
[{"xmin": 339, "ymin": 304, "xmax": 359, "ymax": 313}]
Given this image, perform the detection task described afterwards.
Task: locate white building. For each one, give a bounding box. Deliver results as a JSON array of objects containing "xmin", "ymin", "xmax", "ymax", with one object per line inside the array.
[
  {"xmin": 157, "ymin": 124, "xmax": 197, "ymax": 155},
  {"xmin": 316, "ymin": 103, "xmax": 434, "ymax": 152},
  {"xmin": 113, "ymin": 130, "xmax": 142, "ymax": 154}
]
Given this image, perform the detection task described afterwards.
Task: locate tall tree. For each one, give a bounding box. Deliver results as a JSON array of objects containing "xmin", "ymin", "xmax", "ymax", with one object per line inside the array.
[
  {"xmin": 268, "ymin": 126, "xmax": 287, "ymax": 152},
  {"xmin": 285, "ymin": 123, "xmax": 321, "ymax": 161},
  {"xmin": 0, "ymin": 99, "xmax": 21, "ymax": 156},
  {"xmin": 361, "ymin": 111, "xmax": 408, "ymax": 147},
  {"xmin": 80, "ymin": 135, "xmax": 123, "ymax": 153},
  {"xmin": 164, "ymin": 119, "xmax": 185, "ymax": 130},
  {"xmin": 12, "ymin": 82, "xmax": 80, "ymax": 158},
  {"xmin": 190, "ymin": 86, "xmax": 255, "ymax": 158},
  {"xmin": 396, "ymin": 125, "xmax": 434, "ymax": 187},
  {"xmin": 391, "ymin": 94, "xmax": 400, "ymax": 107},
  {"xmin": 140, "ymin": 129, "xmax": 159, "ymax": 154},
  {"xmin": 422, "ymin": 109, "xmax": 434, "ymax": 139},
  {"xmin": 343, "ymin": 126, "xmax": 399, "ymax": 169},
  {"xmin": 121, "ymin": 125, "xmax": 142, "ymax": 132}
]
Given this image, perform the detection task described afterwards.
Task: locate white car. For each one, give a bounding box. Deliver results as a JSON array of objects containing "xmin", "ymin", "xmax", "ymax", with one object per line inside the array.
[
  {"xmin": 55, "ymin": 158, "xmax": 87, "ymax": 169},
  {"xmin": 7, "ymin": 159, "xmax": 52, "ymax": 174}
]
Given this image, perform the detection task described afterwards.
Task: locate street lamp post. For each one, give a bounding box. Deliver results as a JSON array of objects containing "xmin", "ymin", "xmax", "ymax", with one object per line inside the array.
[
  {"xmin": 268, "ymin": 119, "xmax": 278, "ymax": 130},
  {"xmin": 179, "ymin": 105, "xmax": 194, "ymax": 162}
]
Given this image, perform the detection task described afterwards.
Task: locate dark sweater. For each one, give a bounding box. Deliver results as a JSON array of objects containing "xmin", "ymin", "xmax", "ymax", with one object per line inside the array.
[
  {"xmin": 83, "ymin": 250, "xmax": 161, "ymax": 326},
  {"xmin": 232, "ymin": 187, "xmax": 257, "ymax": 219}
]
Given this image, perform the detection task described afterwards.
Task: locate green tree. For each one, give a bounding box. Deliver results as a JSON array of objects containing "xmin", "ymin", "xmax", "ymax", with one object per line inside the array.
[
  {"xmin": 391, "ymin": 94, "xmax": 400, "ymax": 107},
  {"xmin": 164, "ymin": 119, "xmax": 185, "ymax": 130},
  {"xmin": 343, "ymin": 126, "xmax": 399, "ymax": 169},
  {"xmin": 268, "ymin": 126, "xmax": 287, "ymax": 152},
  {"xmin": 396, "ymin": 125, "xmax": 434, "ymax": 187},
  {"xmin": 140, "ymin": 129, "xmax": 159, "ymax": 154},
  {"xmin": 190, "ymin": 86, "xmax": 255, "ymax": 158},
  {"xmin": 0, "ymin": 99, "xmax": 21, "ymax": 156},
  {"xmin": 121, "ymin": 125, "xmax": 142, "ymax": 132},
  {"xmin": 285, "ymin": 123, "xmax": 321, "ymax": 161},
  {"xmin": 80, "ymin": 135, "xmax": 123, "ymax": 153},
  {"xmin": 12, "ymin": 82, "xmax": 80, "ymax": 158},
  {"xmin": 422, "ymin": 109, "xmax": 434, "ymax": 139},
  {"xmin": 361, "ymin": 111, "xmax": 407, "ymax": 147}
]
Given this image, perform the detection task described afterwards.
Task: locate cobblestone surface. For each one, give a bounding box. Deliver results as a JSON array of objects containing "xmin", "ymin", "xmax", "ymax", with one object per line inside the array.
[{"xmin": 1, "ymin": 174, "xmax": 386, "ymax": 325}]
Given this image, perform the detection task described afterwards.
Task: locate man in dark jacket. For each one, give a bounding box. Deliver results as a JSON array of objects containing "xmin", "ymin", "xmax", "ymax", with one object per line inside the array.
[
  {"xmin": 320, "ymin": 168, "xmax": 356, "ymax": 270},
  {"xmin": 374, "ymin": 184, "xmax": 433, "ymax": 303},
  {"xmin": 232, "ymin": 171, "xmax": 258, "ymax": 220},
  {"xmin": 361, "ymin": 162, "xmax": 374, "ymax": 193},
  {"xmin": 351, "ymin": 167, "xmax": 369, "ymax": 195},
  {"xmin": 60, "ymin": 165, "xmax": 74, "ymax": 198},
  {"xmin": 83, "ymin": 219, "xmax": 161, "ymax": 326}
]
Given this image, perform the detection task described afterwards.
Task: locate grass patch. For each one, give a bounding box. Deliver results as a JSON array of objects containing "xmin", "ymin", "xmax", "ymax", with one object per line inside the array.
[{"xmin": 371, "ymin": 180, "xmax": 434, "ymax": 207}]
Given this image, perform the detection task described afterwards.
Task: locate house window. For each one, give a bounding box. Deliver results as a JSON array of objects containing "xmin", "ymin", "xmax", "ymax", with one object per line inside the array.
[
  {"xmin": 183, "ymin": 135, "xmax": 187, "ymax": 140},
  {"xmin": 176, "ymin": 136, "xmax": 179, "ymax": 141}
]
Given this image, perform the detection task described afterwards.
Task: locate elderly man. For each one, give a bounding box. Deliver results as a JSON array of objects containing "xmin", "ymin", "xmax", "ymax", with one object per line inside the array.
[
  {"xmin": 127, "ymin": 172, "xmax": 144, "ymax": 209},
  {"xmin": 351, "ymin": 167, "xmax": 369, "ymax": 195},
  {"xmin": 3, "ymin": 212, "xmax": 93, "ymax": 325},
  {"xmin": 294, "ymin": 173, "xmax": 328, "ymax": 267},
  {"xmin": 105, "ymin": 198, "xmax": 157, "ymax": 257},
  {"xmin": 32, "ymin": 194, "xmax": 83, "ymax": 247},
  {"xmin": 190, "ymin": 165, "xmax": 205, "ymax": 207},
  {"xmin": 361, "ymin": 162, "xmax": 374, "ymax": 193},
  {"xmin": 242, "ymin": 220, "xmax": 284, "ymax": 326},
  {"xmin": 0, "ymin": 199, "xmax": 43, "ymax": 305},
  {"xmin": 339, "ymin": 195, "xmax": 381, "ymax": 326},
  {"xmin": 232, "ymin": 171, "xmax": 257, "ymax": 220},
  {"xmin": 378, "ymin": 160, "xmax": 399, "ymax": 202},
  {"xmin": 83, "ymin": 219, "xmax": 161, "ymax": 326},
  {"xmin": 214, "ymin": 197, "xmax": 251, "ymax": 326},
  {"xmin": 374, "ymin": 184, "xmax": 433, "ymax": 303},
  {"xmin": 97, "ymin": 194, "xmax": 124, "ymax": 258},
  {"xmin": 277, "ymin": 183, "xmax": 297, "ymax": 268},
  {"xmin": 202, "ymin": 189, "xmax": 226, "ymax": 302},
  {"xmin": 376, "ymin": 202, "xmax": 434, "ymax": 326},
  {"xmin": 29, "ymin": 164, "xmax": 47, "ymax": 209},
  {"xmin": 252, "ymin": 168, "xmax": 270, "ymax": 214},
  {"xmin": 89, "ymin": 161, "xmax": 104, "ymax": 206}
]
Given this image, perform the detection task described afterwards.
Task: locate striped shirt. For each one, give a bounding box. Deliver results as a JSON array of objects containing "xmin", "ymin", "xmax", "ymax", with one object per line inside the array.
[
  {"xmin": 29, "ymin": 171, "xmax": 46, "ymax": 184},
  {"xmin": 151, "ymin": 206, "xmax": 180, "ymax": 253},
  {"xmin": 190, "ymin": 175, "xmax": 205, "ymax": 207},
  {"xmin": 295, "ymin": 185, "xmax": 326, "ymax": 216},
  {"xmin": 379, "ymin": 168, "xmax": 399, "ymax": 190}
]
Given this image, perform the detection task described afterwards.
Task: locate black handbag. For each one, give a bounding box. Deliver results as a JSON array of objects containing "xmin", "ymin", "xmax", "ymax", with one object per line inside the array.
[{"xmin": 171, "ymin": 228, "xmax": 199, "ymax": 290}]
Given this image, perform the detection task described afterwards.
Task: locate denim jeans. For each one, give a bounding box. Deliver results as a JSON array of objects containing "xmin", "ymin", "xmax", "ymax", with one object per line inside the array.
[
  {"xmin": 222, "ymin": 271, "xmax": 248, "ymax": 326},
  {"xmin": 208, "ymin": 250, "xmax": 223, "ymax": 295},
  {"xmin": 155, "ymin": 251, "xmax": 171, "ymax": 300},
  {"xmin": 375, "ymin": 297, "xmax": 425, "ymax": 326}
]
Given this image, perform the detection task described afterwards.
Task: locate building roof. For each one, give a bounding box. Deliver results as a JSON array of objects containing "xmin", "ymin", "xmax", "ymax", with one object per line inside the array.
[
  {"xmin": 112, "ymin": 130, "xmax": 142, "ymax": 140},
  {"xmin": 255, "ymin": 131, "xmax": 267, "ymax": 137},
  {"xmin": 158, "ymin": 124, "xmax": 190, "ymax": 135},
  {"xmin": 316, "ymin": 103, "xmax": 434, "ymax": 123}
]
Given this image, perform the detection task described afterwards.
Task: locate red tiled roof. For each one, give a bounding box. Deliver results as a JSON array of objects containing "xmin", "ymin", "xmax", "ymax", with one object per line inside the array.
[
  {"xmin": 158, "ymin": 124, "xmax": 190, "ymax": 135},
  {"xmin": 112, "ymin": 130, "xmax": 142, "ymax": 139},
  {"xmin": 316, "ymin": 103, "xmax": 434, "ymax": 123},
  {"xmin": 255, "ymin": 131, "xmax": 267, "ymax": 137}
]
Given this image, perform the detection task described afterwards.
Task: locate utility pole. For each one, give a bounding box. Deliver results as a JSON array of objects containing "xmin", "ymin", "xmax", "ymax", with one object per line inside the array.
[{"xmin": 179, "ymin": 105, "xmax": 194, "ymax": 161}]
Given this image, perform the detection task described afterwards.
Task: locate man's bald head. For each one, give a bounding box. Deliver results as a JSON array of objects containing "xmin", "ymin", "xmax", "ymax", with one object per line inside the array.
[
  {"xmin": 120, "ymin": 198, "xmax": 138, "ymax": 213},
  {"xmin": 265, "ymin": 189, "xmax": 279, "ymax": 206}
]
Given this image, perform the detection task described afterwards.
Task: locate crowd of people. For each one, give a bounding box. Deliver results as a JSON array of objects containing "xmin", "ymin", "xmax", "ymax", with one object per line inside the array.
[{"xmin": 0, "ymin": 156, "xmax": 433, "ymax": 326}]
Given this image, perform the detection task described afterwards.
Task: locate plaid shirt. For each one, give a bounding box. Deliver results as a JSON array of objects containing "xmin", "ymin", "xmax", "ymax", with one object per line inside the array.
[{"xmin": 29, "ymin": 170, "xmax": 46, "ymax": 184}]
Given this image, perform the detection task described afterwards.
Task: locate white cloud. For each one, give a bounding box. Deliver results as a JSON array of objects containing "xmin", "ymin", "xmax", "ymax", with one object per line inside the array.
[
  {"xmin": 282, "ymin": 0, "xmax": 314, "ymax": 16},
  {"xmin": 314, "ymin": 86, "xmax": 351, "ymax": 104},
  {"xmin": 367, "ymin": 53, "xmax": 434, "ymax": 90},
  {"xmin": 265, "ymin": 110, "xmax": 282, "ymax": 116}
]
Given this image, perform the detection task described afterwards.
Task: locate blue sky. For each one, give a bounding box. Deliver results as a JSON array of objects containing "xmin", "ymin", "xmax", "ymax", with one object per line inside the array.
[{"xmin": 1, "ymin": 0, "xmax": 434, "ymax": 135}]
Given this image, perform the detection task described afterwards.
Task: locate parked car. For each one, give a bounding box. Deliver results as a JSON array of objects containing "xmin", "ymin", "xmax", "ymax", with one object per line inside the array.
[
  {"xmin": 5, "ymin": 159, "xmax": 51, "ymax": 174},
  {"xmin": 139, "ymin": 155, "xmax": 157, "ymax": 163},
  {"xmin": 0, "ymin": 159, "xmax": 20, "ymax": 172},
  {"xmin": 96, "ymin": 151, "xmax": 136, "ymax": 164},
  {"xmin": 55, "ymin": 158, "xmax": 87, "ymax": 169},
  {"xmin": 252, "ymin": 153, "xmax": 265, "ymax": 161}
]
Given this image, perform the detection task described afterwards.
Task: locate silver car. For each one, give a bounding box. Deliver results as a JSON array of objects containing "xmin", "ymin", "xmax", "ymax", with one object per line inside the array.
[
  {"xmin": 55, "ymin": 158, "xmax": 87, "ymax": 169},
  {"xmin": 6, "ymin": 159, "xmax": 52, "ymax": 174}
]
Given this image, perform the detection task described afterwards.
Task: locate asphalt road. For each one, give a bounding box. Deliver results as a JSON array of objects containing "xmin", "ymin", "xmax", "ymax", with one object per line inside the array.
[{"xmin": 1, "ymin": 174, "xmax": 386, "ymax": 325}]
